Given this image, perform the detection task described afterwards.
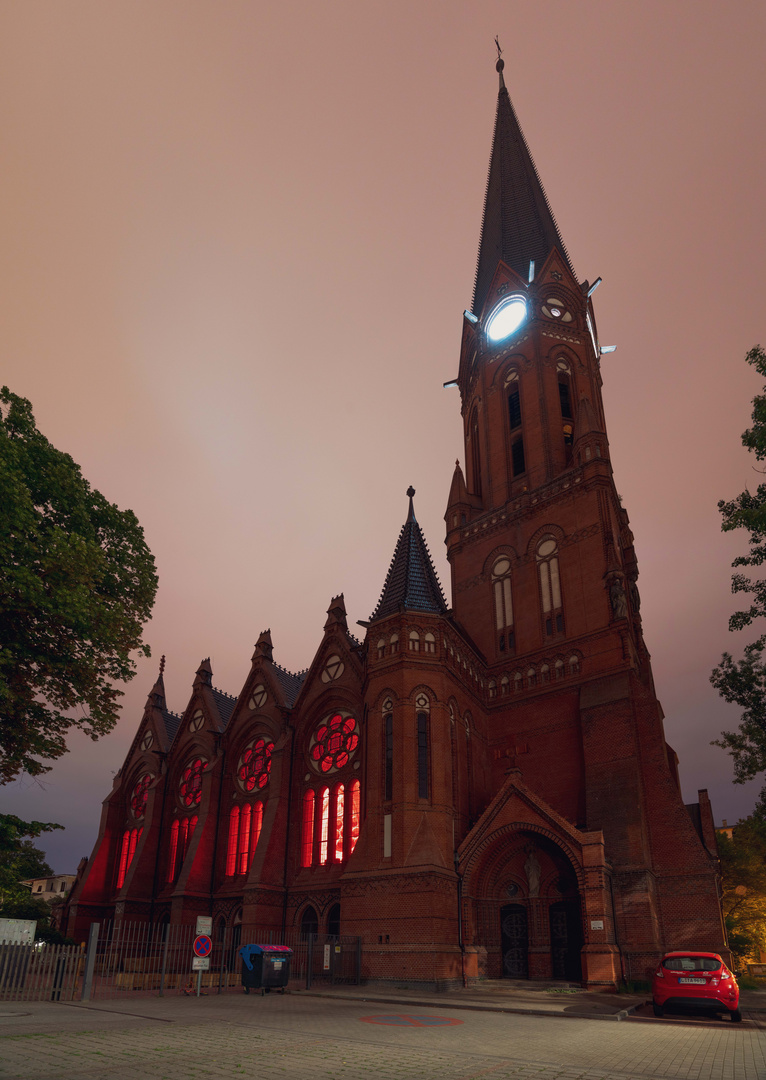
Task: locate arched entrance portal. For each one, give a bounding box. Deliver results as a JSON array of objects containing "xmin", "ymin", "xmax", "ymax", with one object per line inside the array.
[{"xmin": 464, "ymin": 826, "xmax": 586, "ymax": 982}]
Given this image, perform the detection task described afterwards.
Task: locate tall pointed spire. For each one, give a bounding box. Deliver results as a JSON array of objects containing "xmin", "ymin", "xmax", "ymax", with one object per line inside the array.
[
  {"xmin": 472, "ymin": 50, "xmax": 575, "ymax": 317},
  {"xmin": 370, "ymin": 488, "xmax": 448, "ymax": 621}
]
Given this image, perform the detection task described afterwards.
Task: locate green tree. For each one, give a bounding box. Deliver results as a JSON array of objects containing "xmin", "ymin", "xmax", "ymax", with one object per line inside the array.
[
  {"xmin": 711, "ymin": 345, "xmax": 766, "ymax": 814},
  {"xmin": 718, "ymin": 816, "xmax": 766, "ymax": 966},
  {"xmin": 0, "ymin": 812, "xmax": 61, "ymax": 921},
  {"xmin": 0, "ymin": 387, "xmax": 158, "ymax": 782}
]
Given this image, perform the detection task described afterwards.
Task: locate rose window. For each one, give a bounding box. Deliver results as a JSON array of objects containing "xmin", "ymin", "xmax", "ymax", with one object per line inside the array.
[
  {"xmin": 179, "ymin": 757, "xmax": 209, "ymax": 808},
  {"xmin": 130, "ymin": 773, "xmax": 153, "ymax": 818},
  {"xmin": 309, "ymin": 712, "xmax": 359, "ymax": 774},
  {"xmin": 238, "ymin": 737, "xmax": 274, "ymax": 792}
]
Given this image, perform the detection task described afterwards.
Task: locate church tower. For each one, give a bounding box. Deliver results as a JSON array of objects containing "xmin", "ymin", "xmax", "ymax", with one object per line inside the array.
[{"xmin": 442, "ymin": 55, "xmax": 725, "ymax": 985}]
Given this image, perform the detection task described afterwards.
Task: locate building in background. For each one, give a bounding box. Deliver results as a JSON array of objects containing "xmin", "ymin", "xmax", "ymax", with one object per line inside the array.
[
  {"xmin": 65, "ymin": 58, "xmax": 725, "ymax": 987},
  {"xmin": 21, "ymin": 875, "xmax": 76, "ymax": 904}
]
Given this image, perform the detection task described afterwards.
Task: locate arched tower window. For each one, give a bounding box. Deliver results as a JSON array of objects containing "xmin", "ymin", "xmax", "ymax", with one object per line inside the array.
[
  {"xmin": 390, "ymin": 633, "xmax": 399, "ymax": 655},
  {"xmin": 557, "ymin": 361, "xmax": 573, "ymax": 419},
  {"xmin": 469, "ymin": 408, "xmax": 482, "ymax": 496},
  {"xmin": 424, "ymin": 632, "xmax": 436, "ymax": 654},
  {"xmin": 377, "ymin": 638, "xmax": 386, "ymax": 660},
  {"xmin": 506, "ymin": 371, "xmax": 525, "ymax": 477},
  {"xmin": 417, "ymin": 712, "xmax": 429, "ymax": 800},
  {"xmin": 409, "ymin": 631, "xmax": 420, "ymax": 652},
  {"xmin": 384, "ymin": 711, "xmax": 393, "ymax": 801},
  {"xmin": 492, "ymin": 556, "xmax": 514, "ymax": 653},
  {"xmin": 537, "ymin": 537, "xmax": 564, "ymax": 636}
]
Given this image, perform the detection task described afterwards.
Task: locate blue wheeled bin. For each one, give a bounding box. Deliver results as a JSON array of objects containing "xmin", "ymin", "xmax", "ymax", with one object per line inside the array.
[{"xmin": 239, "ymin": 943, "xmax": 293, "ymax": 995}]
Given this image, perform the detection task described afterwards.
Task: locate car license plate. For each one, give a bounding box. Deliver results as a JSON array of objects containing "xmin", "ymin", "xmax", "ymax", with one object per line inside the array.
[{"xmin": 679, "ymin": 977, "xmax": 706, "ymax": 984}]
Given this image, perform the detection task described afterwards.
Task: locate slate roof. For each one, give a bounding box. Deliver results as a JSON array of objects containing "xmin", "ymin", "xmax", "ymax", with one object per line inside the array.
[
  {"xmin": 272, "ymin": 663, "xmax": 306, "ymax": 707},
  {"xmin": 162, "ymin": 709, "xmax": 183, "ymax": 745},
  {"xmin": 472, "ymin": 61, "xmax": 575, "ymax": 318},
  {"xmin": 211, "ymin": 687, "xmax": 237, "ymax": 728},
  {"xmin": 370, "ymin": 489, "xmax": 448, "ymax": 622}
]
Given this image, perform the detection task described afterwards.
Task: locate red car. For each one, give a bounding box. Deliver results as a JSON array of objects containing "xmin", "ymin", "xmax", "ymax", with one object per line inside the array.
[{"xmin": 652, "ymin": 951, "xmax": 741, "ymax": 1022}]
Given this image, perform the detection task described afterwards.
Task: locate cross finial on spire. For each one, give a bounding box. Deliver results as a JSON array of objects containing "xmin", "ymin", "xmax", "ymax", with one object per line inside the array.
[
  {"xmin": 495, "ymin": 37, "xmax": 505, "ymax": 87},
  {"xmin": 159, "ymin": 654, "xmax": 166, "ymax": 677},
  {"xmin": 406, "ymin": 486, "xmax": 416, "ymax": 521}
]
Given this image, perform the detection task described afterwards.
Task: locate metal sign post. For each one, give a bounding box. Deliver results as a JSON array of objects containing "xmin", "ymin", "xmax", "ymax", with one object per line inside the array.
[{"xmin": 192, "ymin": 934, "xmax": 212, "ymax": 997}]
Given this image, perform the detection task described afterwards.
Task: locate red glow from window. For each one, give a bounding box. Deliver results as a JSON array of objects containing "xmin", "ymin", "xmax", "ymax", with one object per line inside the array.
[
  {"xmin": 127, "ymin": 827, "xmax": 138, "ymax": 867},
  {"xmin": 302, "ymin": 791, "xmax": 315, "ymax": 867},
  {"xmin": 252, "ymin": 801, "xmax": 263, "ymax": 854},
  {"xmin": 349, "ymin": 780, "xmax": 360, "ymax": 854},
  {"xmin": 238, "ymin": 738, "xmax": 274, "ymax": 792},
  {"xmin": 226, "ymin": 806, "xmax": 240, "ymax": 876},
  {"xmin": 167, "ymin": 820, "xmax": 179, "ymax": 883},
  {"xmin": 310, "ymin": 714, "xmax": 359, "ymax": 775},
  {"xmin": 179, "ymin": 758, "xmax": 208, "ymax": 807},
  {"xmin": 116, "ymin": 830, "xmax": 130, "ymax": 889},
  {"xmin": 130, "ymin": 774, "xmax": 152, "ymax": 818},
  {"xmin": 238, "ymin": 803, "xmax": 252, "ymax": 875},
  {"xmin": 334, "ymin": 784, "xmax": 345, "ymax": 862},
  {"xmin": 319, "ymin": 787, "xmax": 330, "ymax": 865}
]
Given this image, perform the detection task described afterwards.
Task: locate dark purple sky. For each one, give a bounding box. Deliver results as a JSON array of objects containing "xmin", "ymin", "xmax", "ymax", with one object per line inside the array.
[{"xmin": 2, "ymin": 2, "xmax": 765, "ymax": 871}]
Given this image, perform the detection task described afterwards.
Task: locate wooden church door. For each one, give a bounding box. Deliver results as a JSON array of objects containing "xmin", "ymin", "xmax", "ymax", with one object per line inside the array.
[
  {"xmin": 549, "ymin": 900, "xmax": 583, "ymax": 982},
  {"xmin": 500, "ymin": 904, "xmax": 528, "ymax": 978}
]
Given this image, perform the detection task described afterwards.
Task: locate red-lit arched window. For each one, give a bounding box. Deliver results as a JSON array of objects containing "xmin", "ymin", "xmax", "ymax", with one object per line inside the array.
[
  {"xmin": 116, "ymin": 830, "xmax": 130, "ymax": 889},
  {"xmin": 252, "ymin": 801, "xmax": 263, "ymax": 854},
  {"xmin": 238, "ymin": 803, "xmax": 252, "ymax": 875},
  {"xmin": 333, "ymin": 784, "xmax": 345, "ymax": 862},
  {"xmin": 226, "ymin": 806, "xmax": 240, "ymax": 877},
  {"xmin": 349, "ymin": 780, "xmax": 360, "ymax": 855},
  {"xmin": 302, "ymin": 791, "xmax": 315, "ymax": 868},
  {"xmin": 318, "ymin": 787, "xmax": 330, "ymax": 865},
  {"xmin": 167, "ymin": 820, "xmax": 180, "ymax": 883},
  {"xmin": 127, "ymin": 827, "xmax": 138, "ymax": 867}
]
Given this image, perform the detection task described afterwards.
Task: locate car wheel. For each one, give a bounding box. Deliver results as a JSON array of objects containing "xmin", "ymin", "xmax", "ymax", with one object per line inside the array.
[
  {"xmin": 730, "ymin": 1009, "xmax": 742, "ymax": 1023},
  {"xmin": 652, "ymin": 1003, "xmax": 664, "ymax": 1018}
]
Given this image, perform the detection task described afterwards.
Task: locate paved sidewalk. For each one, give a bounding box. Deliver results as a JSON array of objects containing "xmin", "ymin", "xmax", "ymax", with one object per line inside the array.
[{"xmin": 1, "ymin": 989, "xmax": 765, "ymax": 1080}]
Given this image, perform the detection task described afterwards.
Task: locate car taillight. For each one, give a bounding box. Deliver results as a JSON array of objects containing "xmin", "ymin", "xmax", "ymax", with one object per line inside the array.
[{"xmin": 655, "ymin": 968, "xmax": 664, "ymax": 978}]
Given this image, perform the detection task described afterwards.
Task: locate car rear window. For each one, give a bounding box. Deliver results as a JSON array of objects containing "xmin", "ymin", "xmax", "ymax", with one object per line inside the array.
[{"xmin": 662, "ymin": 956, "xmax": 721, "ymax": 972}]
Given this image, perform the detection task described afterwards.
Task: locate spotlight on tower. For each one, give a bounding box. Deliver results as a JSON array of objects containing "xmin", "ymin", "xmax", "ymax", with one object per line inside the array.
[
  {"xmin": 463, "ymin": 310, "xmax": 478, "ymax": 324},
  {"xmin": 587, "ymin": 277, "xmax": 602, "ymax": 297},
  {"xmin": 443, "ymin": 379, "xmax": 459, "ymax": 389},
  {"xmin": 600, "ymin": 345, "xmax": 617, "ymax": 355},
  {"xmin": 528, "ymin": 260, "xmax": 535, "ymax": 283}
]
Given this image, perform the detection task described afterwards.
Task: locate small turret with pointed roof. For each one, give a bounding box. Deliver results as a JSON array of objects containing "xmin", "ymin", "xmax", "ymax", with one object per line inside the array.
[
  {"xmin": 370, "ymin": 488, "xmax": 448, "ymax": 622},
  {"xmin": 472, "ymin": 46, "xmax": 574, "ymax": 318},
  {"xmin": 252, "ymin": 629, "xmax": 274, "ymax": 662},
  {"xmin": 194, "ymin": 657, "xmax": 213, "ymax": 688},
  {"xmin": 324, "ymin": 594, "xmax": 348, "ymax": 632}
]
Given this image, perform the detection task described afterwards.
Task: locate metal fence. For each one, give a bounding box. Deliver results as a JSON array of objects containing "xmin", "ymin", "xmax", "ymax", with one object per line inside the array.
[
  {"xmin": 0, "ymin": 923, "xmax": 361, "ymax": 1002},
  {"xmin": 0, "ymin": 942, "xmax": 83, "ymax": 1003}
]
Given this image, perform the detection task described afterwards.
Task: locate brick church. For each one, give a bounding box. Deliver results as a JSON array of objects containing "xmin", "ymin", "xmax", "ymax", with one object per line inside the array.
[{"xmin": 66, "ymin": 58, "xmax": 726, "ymax": 987}]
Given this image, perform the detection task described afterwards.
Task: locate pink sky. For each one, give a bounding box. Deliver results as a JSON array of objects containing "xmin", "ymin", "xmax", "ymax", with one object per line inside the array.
[{"xmin": 2, "ymin": 1, "xmax": 765, "ymax": 872}]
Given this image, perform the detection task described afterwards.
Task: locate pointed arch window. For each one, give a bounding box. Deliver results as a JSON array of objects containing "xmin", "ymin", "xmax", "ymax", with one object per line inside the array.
[
  {"xmin": 238, "ymin": 803, "xmax": 252, "ymax": 875},
  {"xmin": 384, "ymin": 712, "xmax": 393, "ymax": 802},
  {"xmin": 492, "ymin": 556, "xmax": 515, "ymax": 653},
  {"xmin": 349, "ymin": 780, "xmax": 360, "ymax": 854},
  {"xmin": 301, "ymin": 790, "xmax": 315, "ymax": 868},
  {"xmin": 166, "ymin": 815, "xmax": 197, "ymax": 884},
  {"xmin": 115, "ymin": 828, "xmax": 142, "ymax": 891},
  {"xmin": 167, "ymin": 820, "xmax": 180, "ymax": 884},
  {"xmin": 417, "ymin": 712, "xmax": 429, "ymax": 800},
  {"xmin": 537, "ymin": 537, "xmax": 564, "ymax": 636},
  {"xmin": 226, "ymin": 806, "xmax": 240, "ymax": 877},
  {"xmin": 557, "ymin": 361, "xmax": 573, "ymax": 419},
  {"xmin": 318, "ymin": 787, "xmax": 330, "ymax": 865},
  {"xmin": 333, "ymin": 784, "xmax": 345, "ymax": 862},
  {"xmin": 469, "ymin": 408, "xmax": 482, "ymax": 497}
]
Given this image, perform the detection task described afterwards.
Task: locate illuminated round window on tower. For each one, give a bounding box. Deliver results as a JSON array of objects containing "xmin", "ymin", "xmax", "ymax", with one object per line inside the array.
[{"xmin": 486, "ymin": 295, "xmax": 527, "ymax": 342}]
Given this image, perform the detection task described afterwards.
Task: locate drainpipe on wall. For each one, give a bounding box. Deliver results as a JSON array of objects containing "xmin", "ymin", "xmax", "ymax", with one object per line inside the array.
[{"xmin": 455, "ymin": 850, "xmax": 467, "ymax": 988}]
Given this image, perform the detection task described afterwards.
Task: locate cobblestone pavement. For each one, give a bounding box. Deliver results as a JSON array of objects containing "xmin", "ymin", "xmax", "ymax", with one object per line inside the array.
[{"xmin": 1, "ymin": 995, "xmax": 764, "ymax": 1080}]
